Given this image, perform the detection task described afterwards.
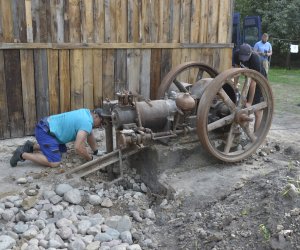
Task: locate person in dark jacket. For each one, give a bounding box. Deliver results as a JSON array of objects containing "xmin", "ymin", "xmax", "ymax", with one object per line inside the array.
[{"xmin": 233, "ymin": 43, "xmax": 268, "ymax": 132}]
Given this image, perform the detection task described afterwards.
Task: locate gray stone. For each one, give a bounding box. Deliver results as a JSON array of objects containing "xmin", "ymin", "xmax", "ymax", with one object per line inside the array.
[
  {"xmin": 110, "ymin": 245, "xmax": 128, "ymax": 250},
  {"xmin": 43, "ymin": 190, "xmax": 56, "ymax": 200},
  {"xmin": 86, "ymin": 225, "xmax": 102, "ymax": 236},
  {"xmin": 13, "ymin": 221, "xmax": 29, "ymax": 234},
  {"xmin": 101, "ymin": 239, "xmax": 122, "ymax": 248},
  {"xmin": 39, "ymin": 239, "xmax": 48, "ymax": 248},
  {"xmin": 23, "ymin": 228, "xmax": 38, "ymax": 240},
  {"xmin": 130, "ymin": 211, "xmax": 143, "ymax": 222},
  {"xmin": 2, "ymin": 209, "xmax": 15, "ymax": 221},
  {"xmin": 49, "ymin": 194, "xmax": 63, "ymax": 205},
  {"xmin": 17, "ymin": 177, "xmax": 28, "ymax": 184},
  {"xmin": 99, "ymin": 246, "xmax": 110, "ymax": 250},
  {"xmin": 64, "ymin": 189, "xmax": 82, "ymax": 204},
  {"xmin": 34, "ymin": 219, "xmax": 46, "ymax": 230},
  {"xmin": 82, "ymin": 235, "xmax": 94, "ymax": 245},
  {"xmin": 6, "ymin": 196, "xmax": 20, "ymax": 203},
  {"xmin": 144, "ymin": 209, "xmax": 155, "ymax": 220},
  {"xmin": 68, "ymin": 238, "xmax": 86, "ymax": 250},
  {"xmin": 120, "ymin": 231, "xmax": 133, "ymax": 244},
  {"xmin": 56, "ymin": 218, "xmax": 73, "ymax": 228},
  {"xmin": 101, "ymin": 197, "xmax": 113, "ymax": 208},
  {"xmin": 55, "ymin": 183, "xmax": 73, "ymax": 196},
  {"xmin": 86, "ymin": 241, "xmax": 100, "ymax": 250},
  {"xmin": 78, "ymin": 220, "xmax": 92, "ymax": 235},
  {"xmin": 127, "ymin": 244, "xmax": 142, "ymax": 250},
  {"xmin": 88, "ymin": 195, "xmax": 102, "ymax": 205},
  {"xmin": 5, "ymin": 201, "xmax": 14, "ymax": 208},
  {"xmin": 57, "ymin": 226, "xmax": 72, "ymax": 240},
  {"xmin": 106, "ymin": 227, "xmax": 120, "ymax": 240},
  {"xmin": 105, "ymin": 215, "xmax": 132, "ymax": 233},
  {"xmin": 140, "ymin": 183, "xmax": 148, "ymax": 193},
  {"xmin": 89, "ymin": 213, "xmax": 105, "ymax": 225},
  {"xmin": 25, "ymin": 208, "xmax": 39, "ymax": 221},
  {"xmin": 49, "ymin": 239, "xmax": 63, "ymax": 248},
  {"xmin": 0, "ymin": 235, "xmax": 16, "ymax": 250},
  {"xmin": 94, "ymin": 233, "xmax": 112, "ymax": 242}
]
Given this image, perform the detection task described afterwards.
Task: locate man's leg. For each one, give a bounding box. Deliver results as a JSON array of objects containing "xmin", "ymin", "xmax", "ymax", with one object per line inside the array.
[
  {"xmin": 21, "ymin": 152, "xmax": 60, "ymax": 168},
  {"xmin": 263, "ymin": 60, "xmax": 269, "ymax": 74}
]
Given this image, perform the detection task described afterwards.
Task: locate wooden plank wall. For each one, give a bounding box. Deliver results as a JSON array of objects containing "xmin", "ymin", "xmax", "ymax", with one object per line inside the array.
[{"xmin": 0, "ymin": 0, "xmax": 234, "ymax": 139}]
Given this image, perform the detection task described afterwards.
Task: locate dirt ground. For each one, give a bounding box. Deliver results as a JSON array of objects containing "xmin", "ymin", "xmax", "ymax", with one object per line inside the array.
[{"xmin": 1, "ymin": 90, "xmax": 300, "ymax": 249}]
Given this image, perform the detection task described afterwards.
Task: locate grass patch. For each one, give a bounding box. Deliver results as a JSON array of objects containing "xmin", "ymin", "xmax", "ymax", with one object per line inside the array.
[{"xmin": 268, "ymin": 68, "xmax": 300, "ymax": 114}]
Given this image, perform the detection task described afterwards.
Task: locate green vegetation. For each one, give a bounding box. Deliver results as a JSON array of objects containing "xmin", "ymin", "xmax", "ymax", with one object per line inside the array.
[
  {"xmin": 268, "ymin": 68, "xmax": 300, "ymax": 114},
  {"xmin": 259, "ymin": 224, "xmax": 271, "ymax": 241}
]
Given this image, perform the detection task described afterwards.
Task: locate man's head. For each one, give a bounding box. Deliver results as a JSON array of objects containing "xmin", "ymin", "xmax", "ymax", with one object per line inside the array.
[
  {"xmin": 239, "ymin": 43, "xmax": 252, "ymax": 62},
  {"xmin": 262, "ymin": 33, "xmax": 269, "ymax": 44},
  {"xmin": 92, "ymin": 108, "xmax": 103, "ymax": 128}
]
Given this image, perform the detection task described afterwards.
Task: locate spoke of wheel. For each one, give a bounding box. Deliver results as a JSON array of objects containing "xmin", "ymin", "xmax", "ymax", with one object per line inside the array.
[
  {"xmin": 218, "ymin": 88, "xmax": 236, "ymax": 112},
  {"xmin": 207, "ymin": 113, "xmax": 235, "ymax": 132},
  {"xmin": 241, "ymin": 123, "xmax": 257, "ymax": 142},
  {"xmin": 173, "ymin": 78, "xmax": 188, "ymax": 93},
  {"xmin": 196, "ymin": 69, "xmax": 204, "ymax": 81},
  {"xmin": 224, "ymin": 123, "xmax": 236, "ymax": 154},
  {"xmin": 238, "ymin": 76, "xmax": 251, "ymax": 108},
  {"xmin": 244, "ymin": 101, "xmax": 268, "ymax": 113}
]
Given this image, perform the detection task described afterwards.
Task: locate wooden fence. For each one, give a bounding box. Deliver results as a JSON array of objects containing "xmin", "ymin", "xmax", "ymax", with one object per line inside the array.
[{"xmin": 0, "ymin": 0, "xmax": 234, "ymax": 139}]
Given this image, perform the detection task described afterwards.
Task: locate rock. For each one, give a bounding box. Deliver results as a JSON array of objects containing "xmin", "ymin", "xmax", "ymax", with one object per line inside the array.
[
  {"xmin": 78, "ymin": 220, "xmax": 92, "ymax": 235},
  {"xmin": 106, "ymin": 227, "xmax": 120, "ymax": 240},
  {"xmin": 43, "ymin": 190, "xmax": 56, "ymax": 200},
  {"xmin": 101, "ymin": 198, "xmax": 113, "ymax": 208},
  {"xmin": 105, "ymin": 215, "xmax": 132, "ymax": 233},
  {"xmin": 290, "ymin": 208, "xmax": 300, "ymax": 216},
  {"xmin": 88, "ymin": 195, "xmax": 102, "ymax": 205},
  {"xmin": 68, "ymin": 238, "xmax": 86, "ymax": 250},
  {"xmin": 87, "ymin": 225, "xmax": 102, "ymax": 236},
  {"xmin": 49, "ymin": 194, "xmax": 63, "ymax": 205},
  {"xmin": 13, "ymin": 221, "xmax": 29, "ymax": 234},
  {"xmin": 25, "ymin": 208, "xmax": 39, "ymax": 221},
  {"xmin": 144, "ymin": 209, "xmax": 155, "ymax": 220},
  {"xmin": 86, "ymin": 241, "xmax": 100, "ymax": 250},
  {"xmin": 94, "ymin": 233, "xmax": 113, "ymax": 242},
  {"xmin": 17, "ymin": 177, "xmax": 27, "ymax": 184},
  {"xmin": 0, "ymin": 235, "xmax": 16, "ymax": 250},
  {"xmin": 55, "ymin": 183, "xmax": 73, "ymax": 196},
  {"xmin": 111, "ymin": 245, "xmax": 128, "ymax": 250},
  {"xmin": 140, "ymin": 183, "xmax": 148, "ymax": 193},
  {"xmin": 2, "ymin": 209, "xmax": 15, "ymax": 221},
  {"xmin": 5, "ymin": 201, "xmax": 14, "ymax": 208},
  {"xmin": 130, "ymin": 211, "xmax": 143, "ymax": 222},
  {"xmin": 64, "ymin": 189, "xmax": 82, "ymax": 204},
  {"xmin": 56, "ymin": 218, "xmax": 73, "ymax": 228},
  {"xmin": 57, "ymin": 226, "xmax": 73, "ymax": 240},
  {"xmin": 127, "ymin": 244, "xmax": 142, "ymax": 250},
  {"xmin": 285, "ymin": 184, "xmax": 299, "ymax": 199},
  {"xmin": 120, "ymin": 231, "xmax": 133, "ymax": 244},
  {"xmin": 22, "ymin": 196, "xmax": 39, "ymax": 210},
  {"xmin": 23, "ymin": 228, "xmax": 38, "ymax": 240}
]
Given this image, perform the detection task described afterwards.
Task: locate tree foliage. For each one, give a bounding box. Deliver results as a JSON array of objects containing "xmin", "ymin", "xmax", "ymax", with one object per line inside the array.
[{"xmin": 235, "ymin": 0, "xmax": 300, "ymax": 53}]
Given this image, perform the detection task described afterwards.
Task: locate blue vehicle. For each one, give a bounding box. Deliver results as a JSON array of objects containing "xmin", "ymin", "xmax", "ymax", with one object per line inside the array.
[{"xmin": 232, "ymin": 13, "xmax": 262, "ymax": 49}]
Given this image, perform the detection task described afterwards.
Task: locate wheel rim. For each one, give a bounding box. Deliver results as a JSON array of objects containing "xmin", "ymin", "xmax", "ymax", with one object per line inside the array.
[
  {"xmin": 156, "ymin": 61, "xmax": 219, "ymax": 99},
  {"xmin": 197, "ymin": 68, "xmax": 274, "ymax": 162}
]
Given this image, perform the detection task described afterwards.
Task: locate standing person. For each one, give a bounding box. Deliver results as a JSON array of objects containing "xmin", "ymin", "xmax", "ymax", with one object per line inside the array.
[
  {"xmin": 233, "ymin": 43, "xmax": 268, "ymax": 132},
  {"xmin": 254, "ymin": 33, "xmax": 272, "ymax": 75},
  {"xmin": 10, "ymin": 108, "xmax": 105, "ymax": 168}
]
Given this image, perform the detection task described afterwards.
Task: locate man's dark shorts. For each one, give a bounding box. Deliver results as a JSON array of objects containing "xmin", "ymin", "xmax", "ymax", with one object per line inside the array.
[{"xmin": 35, "ymin": 118, "xmax": 67, "ymax": 162}]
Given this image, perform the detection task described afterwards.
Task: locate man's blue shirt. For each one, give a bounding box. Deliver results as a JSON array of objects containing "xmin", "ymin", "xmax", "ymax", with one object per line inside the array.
[
  {"xmin": 254, "ymin": 41, "xmax": 272, "ymax": 60},
  {"xmin": 48, "ymin": 109, "xmax": 93, "ymax": 144}
]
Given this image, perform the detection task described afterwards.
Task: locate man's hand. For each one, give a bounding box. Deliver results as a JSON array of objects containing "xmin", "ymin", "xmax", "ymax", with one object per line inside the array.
[{"xmin": 93, "ymin": 149, "xmax": 106, "ymax": 157}]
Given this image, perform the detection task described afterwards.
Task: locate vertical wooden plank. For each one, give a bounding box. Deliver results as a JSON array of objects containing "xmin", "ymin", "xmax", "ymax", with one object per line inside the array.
[
  {"xmin": 171, "ymin": 49, "xmax": 182, "ymax": 69},
  {"xmin": 70, "ymin": 49, "xmax": 84, "ymax": 109},
  {"xmin": 102, "ymin": 49, "xmax": 115, "ymax": 100},
  {"xmin": 63, "ymin": 0, "xmax": 70, "ymax": 42},
  {"xmin": 0, "ymin": 1, "xmax": 3, "ymax": 42},
  {"xmin": 207, "ymin": 0, "xmax": 219, "ymax": 43},
  {"xmin": 190, "ymin": 0, "xmax": 201, "ymax": 43},
  {"xmin": 218, "ymin": 0, "xmax": 231, "ymax": 43},
  {"xmin": 56, "ymin": 0, "xmax": 64, "ymax": 43},
  {"xmin": 140, "ymin": 49, "xmax": 151, "ymax": 99},
  {"xmin": 39, "ymin": 0, "xmax": 50, "ymax": 42},
  {"xmin": 171, "ymin": 0, "xmax": 181, "ymax": 43},
  {"xmin": 127, "ymin": 49, "xmax": 141, "ymax": 94},
  {"xmin": 69, "ymin": 0, "xmax": 81, "ymax": 42},
  {"xmin": 48, "ymin": 49, "xmax": 60, "ymax": 115},
  {"xmin": 162, "ymin": 0, "xmax": 171, "ymax": 42},
  {"xmin": 50, "ymin": 0, "xmax": 58, "ymax": 42},
  {"xmin": 34, "ymin": 49, "xmax": 49, "ymax": 120},
  {"xmin": 116, "ymin": 0, "xmax": 127, "ymax": 43},
  {"xmin": 0, "ymin": 0, "xmax": 14, "ymax": 42},
  {"xmin": 25, "ymin": 0, "xmax": 33, "ymax": 42},
  {"xmin": 94, "ymin": 0, "xmax": 104, "ymax": 43},
  {"xmin": 82, "ymin": 0, "xmax": 94, "ymax": 43},
  {"xmin": 219, "ymin": 48, "xmax": 232, "ymax": 72},
  {"xmin": 0, "ymin": 50, "xmax": 10, "ymax": 138},
  {"xmin": 149, "ymin": 0, "xmax": 159, "ymax": 43},
  {"xmin": 83, "ymin": 50, "xmax": 94, "ymax": 109},
  {"xmin": 140, "ymin": 0, "xmax": 150, "ymax": 42},
  {"xmin": 199, "ymin": 0, "xmax": 208, "ymax": 43},
  {"xmin": 31, "ymin": 0, "xmax": 40, "ymax": 42},
  {"xmin": 12, "ymin": 0, "xmax": 27, "ymax": 42},
  {"xmin": 150, "ymin": 49, "xmax": 161, "ymax": 100},
  {"xmin": 20, "ymin": 50, "xmax": 36, "ymax": 135},
  {"xmin": 180, "ymin": 0, "xmax": 191, "ymax": 43},
  {"xmin": 128, "ymin": 0, "xmax": 139, "ymax": 42},
  {"xmin": 104, "ymin": 0, "xmax": 116, "ymax": 43},
  {"xmin": 115, "ymin": 50, "xmax": 127, "ymax": 92},
  {"xmin": 4, "ymin": 50, "xmax": 24, "ymax": 137},
  {"xmin": 161, "ymin": 49, "xmax": 172, "ymax": 82},
  {"xmin": 59, "ymin": 50, "xmax": 71, "ymax": 112},
  {"xmin": 93, "ymin": 49, "xmax": 103, "ymax": 107}
]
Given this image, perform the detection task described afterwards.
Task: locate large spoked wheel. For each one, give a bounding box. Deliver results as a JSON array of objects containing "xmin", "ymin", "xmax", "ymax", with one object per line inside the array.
[
  {"xmin": 197, "ymin": 68, "xmax": 274, "ymax": 162},
  {"xmin": 156, "ymin": 61, "xmax": 219, "ymax": 99}
]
